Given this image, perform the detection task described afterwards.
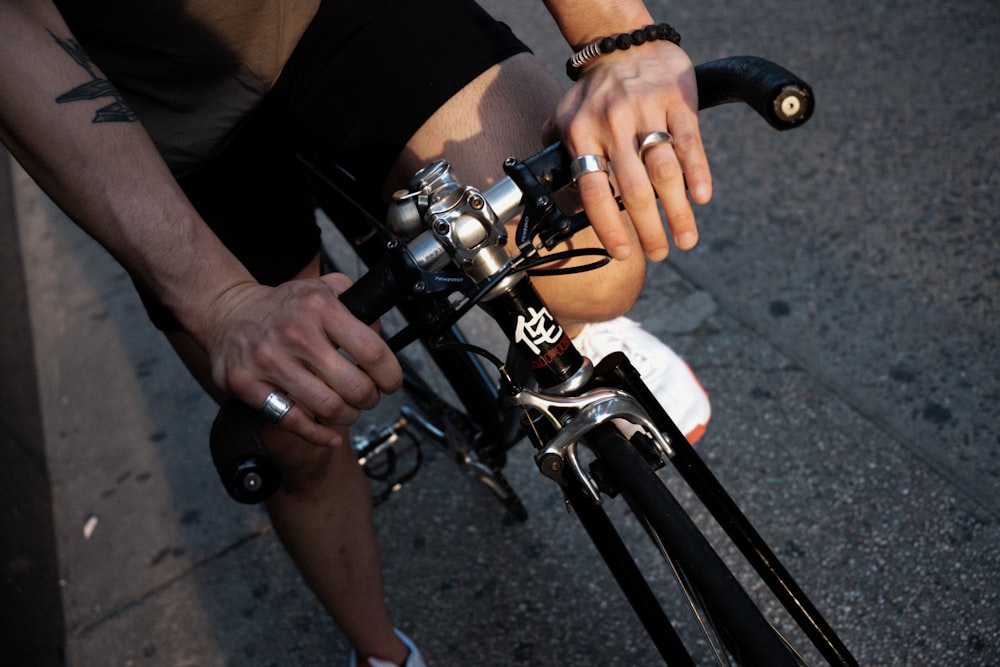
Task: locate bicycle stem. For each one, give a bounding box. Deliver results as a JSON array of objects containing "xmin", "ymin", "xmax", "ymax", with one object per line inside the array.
[{"xmin": 378, "ymin": 157, "xmax": 593, "ymax": 390}]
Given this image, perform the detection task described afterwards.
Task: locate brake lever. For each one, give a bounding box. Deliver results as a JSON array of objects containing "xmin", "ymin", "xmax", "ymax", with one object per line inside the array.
[
  {"xmin": 386, "ymin": 257, "xmax": 519, "ymax": 352},
  {"xmin": 504, "ymin": 156, "xmax": 560, "ymax": 251}
]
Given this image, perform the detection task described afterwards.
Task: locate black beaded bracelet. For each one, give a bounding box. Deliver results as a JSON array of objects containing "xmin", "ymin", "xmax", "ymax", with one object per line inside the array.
[{"xmin": 565, "ymin": 23, "xmax": 682, "ymax": 81}]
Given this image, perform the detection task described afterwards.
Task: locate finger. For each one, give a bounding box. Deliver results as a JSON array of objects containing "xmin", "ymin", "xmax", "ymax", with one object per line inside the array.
[
  {"xmin": 273, "ymin": 315, "xmax": 394, "ymax": 418},
  {"xmin": 243, "ymin": 303, "xmax": 379, "ymax": 419},
  {"xmin": 254, "ymin": 385, "xmax": 347, "ymax": 447},
  {"xmin": 679, "ymin": 144, "xmax": 712, "ymax": 205},
  {"xmin": 642, "ymin": 139, "xmax": 698, "ymax": 250},
  {"xmin": 575, "ymin": 169, "xmax": 633, "ymax": 260},
  {"xmin": 566, "ymin": 145, "xmax": 638, "ymax": 259},
  {"xmin": 321, "ymin": 271, "xmax": 354, "ymax": 294},
  {"xmin": 669, "ymin": 100, "xmax": 713, "ymax": 207},
  {"xmin": 280, "ymin": 406, "xmax": 351, "ymax": 447},
  {"xmin": 244, "ymin": 283, "xmax": 388, "ymax": 423},
  {"xmin": 280, "ymin": 358, "xmax": 370, "ymax": 423},
  {"xmin": 321, "ymin": 273, "xmax": 403, "ymax": 394},
  {"xmin": 248, "ymin": 341, "xmax": 367, "ymax": 427},
  {"xmin": 324, "ymin": 315, "xmax": 402, "ymax": 396},
  {"xmin": 611, "ymin": 145, "xmax": 671, "ymax": 260}
]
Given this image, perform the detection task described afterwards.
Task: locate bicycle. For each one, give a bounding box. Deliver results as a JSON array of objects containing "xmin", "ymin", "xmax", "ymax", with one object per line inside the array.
[{"xmin": 209, "ymin": 56, "xmax": 858, "ymax": 666}]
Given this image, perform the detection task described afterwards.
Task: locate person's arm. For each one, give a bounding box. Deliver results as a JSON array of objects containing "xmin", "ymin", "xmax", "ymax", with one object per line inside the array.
[
  {"xmin": 541, "ymin": 0, "xmax": 712, "ymax": 261},
  {"xmin": 0, "ymin": 0, "xmax": 401, "ymax": 446},
  {"xmin": 0, "ymin": 1, "xmax": 249, "ymax": 329}
]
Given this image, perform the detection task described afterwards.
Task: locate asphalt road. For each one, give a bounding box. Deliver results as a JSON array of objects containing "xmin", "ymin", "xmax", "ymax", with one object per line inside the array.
[{"xmin": 2, "ymin": 0, "xmax": 997, "ymax": 665}]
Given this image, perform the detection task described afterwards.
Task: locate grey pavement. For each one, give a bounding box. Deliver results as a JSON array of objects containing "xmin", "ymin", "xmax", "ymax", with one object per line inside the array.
[{"xmin": 2, "ymin": 0, "xmax": 998, "ymax": 665}]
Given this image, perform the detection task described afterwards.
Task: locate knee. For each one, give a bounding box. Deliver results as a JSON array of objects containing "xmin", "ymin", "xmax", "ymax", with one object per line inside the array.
[
  {"xmin": 534, "ymin": 250, "xmax": 646, "ymax": 325},
  {"xmin": 263, "ymin": 427, "xmax": 343, "ymax": 496},
  {"xmin": 586, "ymin": 254, "xmax": 646, "ymax": 320}
]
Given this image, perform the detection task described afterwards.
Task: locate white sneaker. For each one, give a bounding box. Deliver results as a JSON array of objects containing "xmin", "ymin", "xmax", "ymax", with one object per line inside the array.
[
  {"xmin": 349, "ymin": 628, "xmax": 426, "ymax": 667},
  {"xmin": 573, "ymin": 316, "xmax": 711, "ymax": 444}
]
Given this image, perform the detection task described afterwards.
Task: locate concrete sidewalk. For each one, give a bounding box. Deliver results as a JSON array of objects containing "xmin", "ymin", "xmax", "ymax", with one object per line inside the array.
[{"xmin": 3, "ymin": 0, "xmax": 998, "ymax": 665}]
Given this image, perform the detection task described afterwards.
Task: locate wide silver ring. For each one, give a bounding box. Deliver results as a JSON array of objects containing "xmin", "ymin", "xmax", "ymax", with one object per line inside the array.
[
  {"xmin": 570, "ymin": 154, "xmax": 609, "ymax": 182},
  {"xmin": 261, "ymin": 391, "xmax": 294, "ymax": 425},
  {"xmin": 638, "ymin": 131, "xmax": 674, "ymax": 159}
]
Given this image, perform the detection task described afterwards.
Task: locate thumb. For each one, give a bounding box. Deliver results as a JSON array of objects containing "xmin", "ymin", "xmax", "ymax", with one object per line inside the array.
[
  {"xmin": 319, "ymin": 271, "xmax": 354, "ymax": 295},
  {"xmin": 541, "ymin": 115, "xmax": 561, "ymax": 146}
]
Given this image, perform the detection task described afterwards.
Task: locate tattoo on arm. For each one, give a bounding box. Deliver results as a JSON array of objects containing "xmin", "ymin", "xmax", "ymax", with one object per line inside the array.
[{"xmin": 49, "ymin": 30, "xmax": 136, "ymax": 123}]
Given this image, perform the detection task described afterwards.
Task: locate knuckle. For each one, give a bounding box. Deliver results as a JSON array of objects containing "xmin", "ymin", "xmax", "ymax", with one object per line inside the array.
[
  {"xmin": 669, "ymin": 128, "xmax": 701, "ymax": 154},
  {"xmin": 312, "ymin": 392, "xmax": 347, "ymax": 421},
  {"xmin": 647, "ymin": 157, "xmax": 681, "ymax": 183},
  {"xmin": 619, "ymin": 182, "xmax": 657, "ymax": 210},
  {"xmin": 564, "ymin": 123, "xmax": 591, "ymax": 149},
  {"xmin": 324, "ymin": 272, "xmax": 354, "ymax": 294},
  {"xmin": 249, "ymin": 341, "xmax": 282, "ymax": 372},
  {"xmin": 341, "ymin": 374, "xmax": 380, "ymax": 410},
  {"xmin": 666, "ymin": 209, "xmax": 697, "ymax": 233},
  {"xmin": 576, "ymin": 175, "xmax": 612, "ymax": 200},
  {"xmin": 351, "ymin": 332, "xmax": 392, "ymax": 367},
  {"xmin": 224, "ymin": 365, "xmax": 255, "ymax": 395},
  {"xmin": 385, "ymin": 366, "xmax": 404, "ymax": 393},
  {"xmin": 299, "ymin": 284, "xmax": 337, "ymax": 312},
  {"xmin": 273, "ymin": 319, "xmax": 308, "ymax": 348}
]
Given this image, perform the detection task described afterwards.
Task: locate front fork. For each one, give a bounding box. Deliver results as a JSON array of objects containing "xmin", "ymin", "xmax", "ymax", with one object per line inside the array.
[
  {"xmin": 511, "ymin": 382, "xmax": 674, "ymax": 503},
  {"xmin": 497, "ymin": 339, "xmax": 683, "ymax": 504},
  {"xmin": 474, "ymin": 255, "xmax": 681, "ymax": 504}
]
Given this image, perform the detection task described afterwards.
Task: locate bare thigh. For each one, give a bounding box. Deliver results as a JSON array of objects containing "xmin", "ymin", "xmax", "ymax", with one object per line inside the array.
[{"xmin": 388, "ymin": 53, "xmax": 647, "ymax": 328}]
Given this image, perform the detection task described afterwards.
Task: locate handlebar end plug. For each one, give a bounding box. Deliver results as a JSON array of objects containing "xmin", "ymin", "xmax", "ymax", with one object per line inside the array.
[
  {"xmin": 224, "ymin": 456, "xmax": 282, "ymax": 504},
  {"xmin": 773, "ymin": 85, "xmax": 813, "ymax": 126}
]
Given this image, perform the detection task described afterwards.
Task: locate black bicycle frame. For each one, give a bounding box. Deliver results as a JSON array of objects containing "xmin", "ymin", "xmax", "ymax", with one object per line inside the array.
[{"xmin": 211, "ymin": 55, "xmax": 855, "ymax": 665}]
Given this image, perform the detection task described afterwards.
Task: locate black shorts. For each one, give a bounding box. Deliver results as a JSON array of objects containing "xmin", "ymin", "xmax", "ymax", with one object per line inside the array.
[{"xmin": 137, "ymin": 0, "xmax": 530, "ymax": 331}]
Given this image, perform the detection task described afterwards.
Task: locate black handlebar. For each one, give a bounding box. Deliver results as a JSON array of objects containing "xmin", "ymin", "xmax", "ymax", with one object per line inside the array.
[
  {"xmin": 337, "ymin": 258, "xmax": 403, "ymax": 326},
  {"xmin": 695, "ymin": 56, "xmax": 813, "ymax": 129},
  {"xmin": 210, "ymin": 56, "xmax": 814, "ymax": 504}
]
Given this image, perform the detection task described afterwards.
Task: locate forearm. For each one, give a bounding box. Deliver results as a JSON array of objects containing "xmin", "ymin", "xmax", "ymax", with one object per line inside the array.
[
  {"xmin": 541, "ymin": 0, "xmax": 656, "ymax": 49},
  {"xmin": 0, "ymin": 0, "xmax": 254, "ymax": 346}
]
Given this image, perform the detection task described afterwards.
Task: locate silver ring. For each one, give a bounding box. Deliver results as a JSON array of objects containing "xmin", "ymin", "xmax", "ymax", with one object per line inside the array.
[
  {"xmin": 570, "ymin": 154, "xmax": 609, "ymax": 182},
  {"xmin": 261, "ymin": 391, "xmax": 294, "ymax": 425},
  {"xmin": 638, "ymin": 131, "xmax": 673, "ymax": 160}
]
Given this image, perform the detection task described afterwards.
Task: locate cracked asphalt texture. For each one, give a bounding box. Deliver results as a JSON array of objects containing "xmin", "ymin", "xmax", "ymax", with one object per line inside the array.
[{"xmin": 2, "ymin": 0, "xmax": 997, "ymax": 665}]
